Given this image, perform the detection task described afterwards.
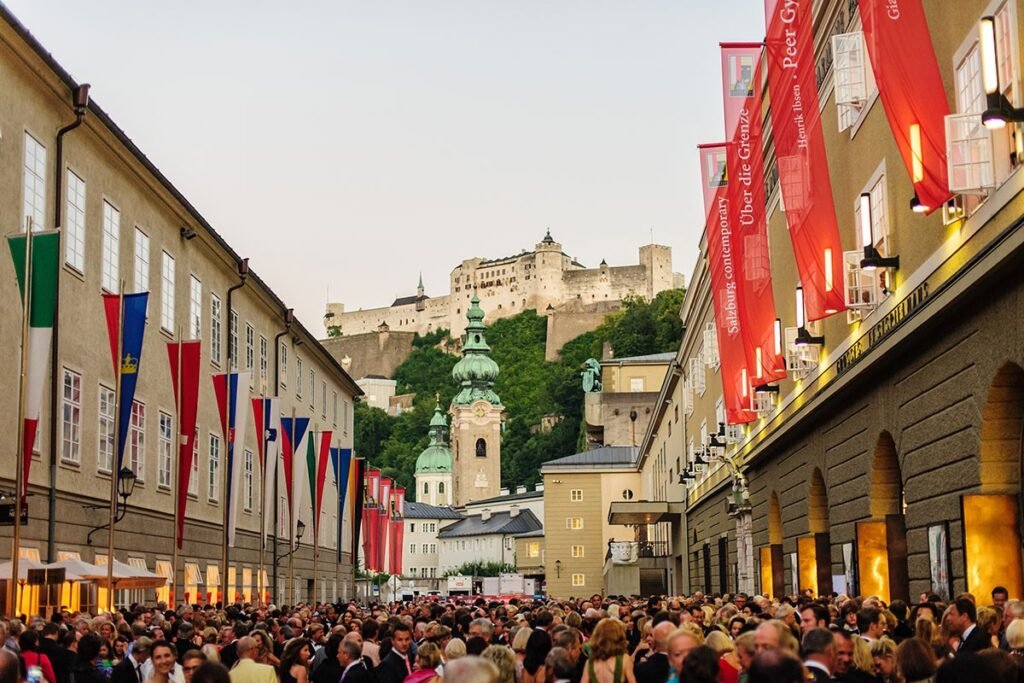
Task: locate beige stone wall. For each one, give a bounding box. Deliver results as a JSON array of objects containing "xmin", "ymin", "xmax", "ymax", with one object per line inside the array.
[
  {"xmin": 450, "ymin": 401, "xmax": 503, "ymax": 506},
  {"xmin": 319, "ymin": 330, "xmax": 416, "ymax": 381},
  {"xmin": 0, "ymin": 14, "xmax": 357, "ymax": 603},
  {"xmin": 544, "ymin": 301, "xmax": 621, "ymax": 361}
]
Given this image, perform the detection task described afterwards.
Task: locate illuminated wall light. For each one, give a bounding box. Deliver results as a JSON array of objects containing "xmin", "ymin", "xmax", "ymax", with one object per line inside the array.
[
  {"xmin": 824, "ymin": 248, "xmax": 834, "ymax": 293},
  {"xmin": 858, "ymin": 193, "xmax": 872, "ymax": 250},
  {"xmin": 909, "ymin": 123, "xmax": 924, "ymax": 183},
  {"xmin": 980, "ymin": 16, "xmax": 999, "ymax": 97},
  {"xmin": 773, "ymin": 318, "xmax": 782, "ymax": 356},
  {"xmin": 741, "ymin": 368, "xmax": 748, "ymax": 398},
  {"xmin": 795, "ymin": 286, "xmax": 805, "ymax": 329},
  {"xmin": 755, "ymin": 348, "xmax": 763, "ymax": 380}
]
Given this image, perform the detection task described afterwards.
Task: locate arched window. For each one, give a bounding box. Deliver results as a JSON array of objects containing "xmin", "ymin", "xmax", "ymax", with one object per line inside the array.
[
  {"xmin": 423, "ymin": 482, "xmax": 429, "ymax": 495},
  {"xmin": 476, "ymin": 438, "xmax": 487, "ymax": 457},
  {"xmin": 438, "ymin": 482, "xmax": 446, "ymax": 494}
]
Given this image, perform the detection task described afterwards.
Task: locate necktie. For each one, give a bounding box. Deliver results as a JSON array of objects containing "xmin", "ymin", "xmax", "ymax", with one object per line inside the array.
[
  {"xmin": 404, "ymin": 655, "xmax": 411, "ymax": 675},
  {"xmin": 135, "ymin": 664, "xmax": 142, "ymax": 683}
]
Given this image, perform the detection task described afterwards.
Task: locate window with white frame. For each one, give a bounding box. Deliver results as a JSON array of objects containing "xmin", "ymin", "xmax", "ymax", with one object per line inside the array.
[
  {"xmin": 343, "ymin": 399, "xmax": 349, "ymax": 435},
  {"xmin": 65, "ymin": 170, "xmax": 86, "ymax": 270},
  {"xmin": 189, "ymin": 427, "xmax": 199, "ymax": 497},
  {"xmin": 259, "ymin": 336, "xmax": 268, "ymax": 389},
  {"xmin": 244, "ymin": 449, "xmax": 254, "ymax": 511},
  {"xmin": 430, "ymin": 543, "xmax": 436, "ymax": 553},
  {"xmin": 61, "ymin": 368, "xmax": 81, "ymax": 464},
  {"xmin": 210, "ymin": 293, "xmax": 222, "ymax": 366},
  {"xmin": 133, "ymin": 228, "xmax": 149, "ymax": 294},
  {"xmin": 23, "ymin": 132, "xmax": 46, "ymax": 231},
  {"xmin": 629, "ymin": 377, "xmax": 644, "ymax": 392},
  {"xmin": 309, "ymin": 369, "xmax": 315, "ymax": 408},
  {"xmin": 422, "ymin": 544, "xmax": 428, "ymax": 553},
  {"xmin": 128, "ymin": 401, "xmax": 145, "ymax": 481},
  {"xmin": 321, "ymin": 381, "xmax": 327, "ymax": 418},
  {"xmin": 833, "ymin": 27, "xmax": 878, "ymax": 133},
  {"xmin": 208, "ymin": 434, "xmax": 221, "ymax": 502},
  {"xmin": 161, "ymin": 252, "xmax": 175, "ymax": 331},
  {"xmin": 98, "ymin": 385, "xmax": 115, "ymax": 473},
  {"xmin": 189, "ymin": 276, "xmax": 202, "ymax": 340},
  {"xmin": 566, "ymin": 517, "xmax": 583, "ymax": 530},
  {"xmin": 570, "ymin": 489, "xmax": 583, "ymax": 502},
  {"xmin": 158, "ymin": 412, "xmax": 173, "ymax": 489},
  {"xmin": 571, "ymin": 545, "xmax": 584, "ymax": 558},
  {"xmin": 102, "ymin": 201, "xmax": 120, "ymax": 292},
  {"xmin": 689, "ymin": 357, "xmax": 706, "ymax": 396},
  {"xmin": 229, "ymin": 310, "xmax": 238, "ymax": 370},
  {"xmin": 280, "ymin": 344, "xmax": 288, "ymax": 388},
  {"xmin": 332, "ymin": 392, "xmax": 338, "ymax": 425},
  {"xmin": 245, "ymin": 323, "xmax": 255, "ymax": 372},
  {"xmin": 296, "ymin": 357, "xmax": 303, "ymax": 397},
  {"xmin": 409, "ymin": 544, "xmax": 416, "ymax": 554},
  {"xmin": 571, "ymin": 573, "xmax": 585, "ymax": 587}
]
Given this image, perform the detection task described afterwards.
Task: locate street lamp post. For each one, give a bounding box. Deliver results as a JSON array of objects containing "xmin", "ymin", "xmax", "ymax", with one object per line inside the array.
[
  {"xmin": 279, "ymin": 520, "xmax": 305, "ymax": 605},
  {"xmin": 86, "ymin": 467, "xmax": 138, "ymax": 546}
]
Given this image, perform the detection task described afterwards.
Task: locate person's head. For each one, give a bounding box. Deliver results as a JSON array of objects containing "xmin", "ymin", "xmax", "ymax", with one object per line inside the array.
[
  {"xmin": 391, "ymin": 622, "xmax": 412, "ymax": 655},
  {"xmin": 468, "ymin": 618, "xmax": 493, "ymax": 644},
  {"xmin": 219, "ymin": 625, "xmax": 234, "ymax": 645},
  {"xmin": 1007, "ymin": 618, "xmax": 1024, "ymax": 650},
  {"xmin": 338, "ymin": 640, "xmax": 361, "ymax": 668},
  {"xmin": 552, "ymin": 627, "xmax": 582, "ymax": 663},
  {"xmin": 754, "ymin": 620, "xmax": 795, "ymax": 653},
  {"xmin": 680, "ymin": 645, "xmax": 719, "ymax": 683},
  {"xmin": 650, "ymin": 620, "xmax": 675, "ymax": 654},
  {"xmin": 991, "ymin": 587, "xmax": 1009, "ymax": 609},
  {"xmin": 589, "ymin": 618, "xmax": 628, "ymax": 661},
  {"xmin": 236, "ymin": 636, "xmax": 259, "ymax": 661},
  {"xmin": 442, "ymin": 657, "xmax": 499, "ymax": 683},
  {"xmin": 481, "ymin": 644, "xmax": 515, "ymax": 683},
  {"xmin": 704, "ymin": 630, "xmax": 733, "ymax": 656},
  {"xmin": 0, "ymin": 648, "xmax": 18, "ymax": 683},
  {"xmin": 191, "ymin": 662, "xmax": 231, "ymax": 683},
  {"xmin": 151, "ymin": 641, "xmax": 177, "ymax": 676},
  {"xmin": 895, "ymin": 637, "xmax": 936, "ymax": 683},
  {"xmin": 545, "ymin": 647, "xmax": 574, "ymax": 681},
  {"xmin": 666, "ymin": 628, "xmax": 703, "ymax": 674},
  {"xmin": 801, "ymin": 628, "xmax": 835, "ymax": 671},
  {"xmin": 747, "ymin": 650, "xmax": 806, "ymax": 683},
  {"xmin": 729, "ymin": 616, "xmax": 747, "ymax": 639},
  {"xmin": 18, "ymin": 630, "xmax": 39, "ymax": 653},
  {"xmin": 281, "ymin": 638, "xmax": 313, "ymax": 668},
  {"xmin": 133, "ymin": 636, "xmax": 154, "ymax": 663},
  {"xmin": 415, "ymin": 642, "xmax": 441, "ymax": 671},
  {"xmin": 734, "ymin": 632, "xmax": 756, "ymax": 672},
  {"xmin": 832, "ymin": 628, "xmax": 855, "ymax": 675},
  {"xmin": 800, "ymin": 603, "xmax": 829, "ymax": 635},
  {"xmin": 857, "ymin": 608, "xmax": 885, "ymax": 639},
  {"xmin": 946, "ymin": 598, "xmax": 977, "ymax": 636},
  {"xmin": 181, "ymin": 650, "xmax": 207, "ymax": 683},
  {"xmin": 868, "ymin": 637, "xmax": 896, "ymax": 678},
  {"xmin": 444, "ymin": 637, "xmax": 466, "ymax": 661},
  {"xmin": 200, "ymin": 644, "xmax": 220, "ymax": 664}
]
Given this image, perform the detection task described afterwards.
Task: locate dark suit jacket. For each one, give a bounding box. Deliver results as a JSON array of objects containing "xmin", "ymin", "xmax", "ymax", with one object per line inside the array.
[
  {"xmin": 110, "ymin": 657, "xmax": 143, "ymax": 683},
  {"xmin": 40, "ymin": 638, "xmax": 72, "ymax": 683},
  {"xmin": 340, "ymin": 661, "xmax": 374, "ymax": 683},
  {"xmin": 220, "ymin": 641, "xmax": 239, "ymax": 669},
  {"xmin": 373, "ymin": 650, "xmax": 412, "ymax": 683},
  {"xmin": 806, "ymin": 664, "xmax": 833, "ymax": 683},
  {"xmin": 311, "ymin": 658, "xmax": 342, "ymax": 683},
  {"xmin": 957, "ymin": 625, "xmax": 991, "ymax": 655},
  {"xmin": 634, "ymin": 652, "xmax": 668, "ymax": 683}
]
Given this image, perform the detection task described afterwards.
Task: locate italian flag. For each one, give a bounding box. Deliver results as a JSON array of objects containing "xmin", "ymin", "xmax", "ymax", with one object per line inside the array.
[{"xmin": 6, "ymin": 230, "xmax": 59, "ymax": 498}]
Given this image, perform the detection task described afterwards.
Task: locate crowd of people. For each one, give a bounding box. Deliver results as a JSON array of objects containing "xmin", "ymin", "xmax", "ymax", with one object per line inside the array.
[{"xmin": 0, "ymin": 585, "xmax": 1022, "ymax": 683}]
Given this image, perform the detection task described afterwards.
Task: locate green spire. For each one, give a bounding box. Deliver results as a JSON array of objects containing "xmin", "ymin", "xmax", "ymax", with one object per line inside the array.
[
  {"xmin": 451, "ymin": 290, "xmax": 502, "ymax": 407},
  {"xmin": 416, "ymin": 397, "xmax": 452, "ymax": 474}
]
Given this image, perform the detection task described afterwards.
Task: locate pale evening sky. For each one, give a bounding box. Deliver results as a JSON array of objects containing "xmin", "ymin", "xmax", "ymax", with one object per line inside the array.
[{"xmin": 6, "ymin": 0, "xmax": 765, "ymax": 331}]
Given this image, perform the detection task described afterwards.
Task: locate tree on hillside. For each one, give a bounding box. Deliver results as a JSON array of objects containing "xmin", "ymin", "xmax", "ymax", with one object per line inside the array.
[{"xmin": 598, "ymin": 289, "xmax": 685, "ymax": 357}]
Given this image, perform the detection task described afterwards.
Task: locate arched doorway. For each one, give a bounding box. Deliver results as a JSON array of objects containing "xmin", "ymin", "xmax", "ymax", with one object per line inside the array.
[
  {"xmin": 798, "ymin": 468, "xmax": 833, "ymax": 596},
  {"xmin": 760, "ymin": 491, "xmax": 785, "ymax": 598},
  {"xmin": 857, "ymin": 432, "xmax": 908, "ymax": 602},
  {"xmin": 966, "ymin": 363, "xmax": 1024, "ymax": 597}
]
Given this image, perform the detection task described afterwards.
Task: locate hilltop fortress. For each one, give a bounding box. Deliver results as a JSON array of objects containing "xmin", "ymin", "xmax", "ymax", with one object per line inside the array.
[{"xmin": 325, "ymin": 231, "xmax": 682, "ymax": 342}]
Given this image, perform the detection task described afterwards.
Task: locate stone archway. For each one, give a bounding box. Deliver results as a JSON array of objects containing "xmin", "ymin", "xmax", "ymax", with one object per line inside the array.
[
  {"xmin": 760, "ymin": 491, "xmax": 785, "ymax": 598},
  {"xmin": 769, "ymin": 491, "xmax": 783, "ymax": 545},
  {"xmin": 808, "ymin": 468, "xmax": 829, "ymax": 534},
  {"xmin": 979, "ymin": 362, "xmax": 1024, "ymax": 492},
  {"xmin": 798, "ymin": 468, "xmax": 833, "ymax": 596},
  {"xmin": 857, "ymin": 431, "xmax": 908, "ymax": 602}
]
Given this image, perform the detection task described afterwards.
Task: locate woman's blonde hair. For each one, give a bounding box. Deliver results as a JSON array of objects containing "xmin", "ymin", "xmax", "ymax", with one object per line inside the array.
[
  {"xmin": 705, "ymin": 630, "xmax": 734, "ymax": 654},
  {"xmin": 511, "ymin": 627, "xmax": 531, "ymax": 653},
  {"xmin": 444, "ymin": 638, "xmax": 466, "ymax": 660},
  {"xmin": 977, "ymin": 607, "xmax": 999, "ymax": 634},
  {"xmin": 852, "ymin": 636, "xmax": 874, "ymax": 674},
  {"xmin": 588, "ymin": 618, "xmax": 628, "ymax": 661},
  {"xmin": 481, "ymin": 645, "xmax": 516, "ymax": 683},
  {"xmin": 416, "ymin": 642, "xmax": 442, "ymax": 669},
  {"xmin": 869, "ymin": 637, "xmax": 897, "ymax": 659}
]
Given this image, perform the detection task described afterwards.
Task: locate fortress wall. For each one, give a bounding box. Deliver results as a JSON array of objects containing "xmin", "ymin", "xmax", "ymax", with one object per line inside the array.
[{"xmin": 318, "ymin": 330, "xmax": 417, "ymax": 381}]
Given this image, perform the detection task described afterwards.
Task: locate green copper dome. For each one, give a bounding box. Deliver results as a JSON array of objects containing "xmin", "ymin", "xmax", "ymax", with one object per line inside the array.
[
  {"xmin": 452, "ymin": 292, "xmax": 502, "ymax": 407},
  {"xmin": 415, "ymin": 401, "xmax": 452, "ymax": 474}
]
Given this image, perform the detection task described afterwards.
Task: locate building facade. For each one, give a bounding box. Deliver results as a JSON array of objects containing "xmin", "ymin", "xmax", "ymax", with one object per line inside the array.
[
  {"xmin": 610, "ymin": 0, "xmax": 1024, "ymax": 603},
  {"xmin": 402, "ymin": 501, "xmax": 462, "ymax": 592},
  {"xmin": 325, "ymin": 232, "xmax": 678, "ymax": 338},
  {"xmin": 0, "ymin": 6, "xmax": 361, "ymax": 612},
  {"xmin": 437, "ymin": 508, "xmax": 542, "ymax": 576}
]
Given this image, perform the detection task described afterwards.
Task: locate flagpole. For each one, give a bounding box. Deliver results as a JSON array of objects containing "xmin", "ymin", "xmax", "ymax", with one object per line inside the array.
[
  {"xmin": 221, "ymin": 367, "xmax": 231, "ymax": 607},
  {"xmin": 256, "ymin": 394, "xmax": 265, "ymax": 609},
  {"xmin": 312, "ymin": 430, "xmax": 318, "ymax": 607},
  {"xmin": 106, "ymin": 280, "xmax": 125, "ymax": 613},
  {"xmin": 172, "ymin": 328, "xmax": 183, "ymax": 609},
  {"xmin": 9, "ymin": 217, "xmax": 34, "ymax": 616},
  {"xmin": 288, "ymin": 407, "xmax": 296, "ymax": 606}
]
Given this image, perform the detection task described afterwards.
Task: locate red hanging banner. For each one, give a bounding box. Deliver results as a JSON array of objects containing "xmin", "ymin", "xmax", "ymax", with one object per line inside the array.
[
  {"xmin": 378, "ymin": 478, "xmax": 392, "ymax": 573},
  {"xmin": 722, "ymin": 43, "xmax": 786, "ymax": 384},
  {"xmin": 167, "ymin": 340, "xmax": 201, "ymax": 549},
  {"xmin": 699, "ymin": 143, "xmax": 757, "ymax": 424},
  {"xmin": 364, "ymin": 469, "xmax": 381, "ymax": 571},
  {"xmin": 859, "ymin": 0, "xmax": 952, "ymax": 213},
  {"xmin": 765, "ymin": 0, "xmax": 847, "ymax": 320}
]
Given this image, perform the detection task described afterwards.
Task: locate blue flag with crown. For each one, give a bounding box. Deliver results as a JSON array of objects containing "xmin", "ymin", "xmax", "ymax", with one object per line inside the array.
[{"xmin": 103, "ymin": 292, "xmax": 148, "ymax": 473}]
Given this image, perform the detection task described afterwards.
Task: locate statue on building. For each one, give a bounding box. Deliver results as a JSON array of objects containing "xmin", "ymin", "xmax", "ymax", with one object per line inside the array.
[{"xmin": 581, "ymin": 358, "xmax": 603, "ymax": 393}]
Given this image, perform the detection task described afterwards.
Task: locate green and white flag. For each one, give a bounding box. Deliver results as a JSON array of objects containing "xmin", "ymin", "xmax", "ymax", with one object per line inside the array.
[{"xmin": 7, "ymin": 230, "xmax": 59, "ymax": 498}]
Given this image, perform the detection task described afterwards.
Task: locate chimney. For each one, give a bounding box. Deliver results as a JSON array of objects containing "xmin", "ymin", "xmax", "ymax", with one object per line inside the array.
[
  {"xmin": 515, "ymin": 485, "xmax": 526, "ymax": 495},
  {"xmin": 534, "ymin": 483, "xmax": 544, "ymax": 493},
  {"xmin": 499, "ymin": 487, "xmax": 510, "ymax": 497},
  {"xmin": 481, "ymin": 508, "xmax": 491, "ymax": 522},
  {"xmin": 510, "ymin": 504, "xmax": 520, "ymax": 518}
]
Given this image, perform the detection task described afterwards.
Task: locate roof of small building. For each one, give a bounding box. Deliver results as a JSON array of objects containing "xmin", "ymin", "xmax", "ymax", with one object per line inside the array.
[
  {"xmin": 602, "ymin": 352, "xmax": 677, "ymax": 364},
  {"xmin": 541, "ymin": 445, "xmax": 639, "ymax": 471},
  {"xmin": 391, "ymin": 294, "xmax": 429, "ymax": 307},
  {"xmin": 515, "ymin": 528, "xmax": 545, "ymax": 538},
  {"xmin": 466, "ymin": 489, "xmax": 544, "ymax": 507},
  {"xmin": 404, "ymin": 501, "xmax": 464, "ymax": 520},
  {"xmin": 437, "ymin": 508, "xmax": 542, "ymax": 538}
]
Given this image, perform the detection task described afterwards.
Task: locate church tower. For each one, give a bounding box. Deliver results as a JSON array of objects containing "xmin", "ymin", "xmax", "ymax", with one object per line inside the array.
[
  {"xmin": 414, "ymin": 400, "xmax": 453, "ymax": 506},
  {"xmin": 450, "ymin": 292, "xmax": 504, "ymax": 506}
]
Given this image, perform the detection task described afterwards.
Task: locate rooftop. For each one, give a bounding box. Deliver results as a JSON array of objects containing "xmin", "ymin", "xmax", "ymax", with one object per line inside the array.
[
  {"xmin": 602, "ymin": 352, "xmax": 677, "ymax": 365},
  {"xmin": 437, "ymin": 508, "xmax": 542, "ymax": 538},
  {"xmin": 466, "ymin": 489, "xmax": 544, "ymax": 507},
  {"xmin": 541, "ymin": 445, "xmax": 639, "ymax": 471},
  {"xmin": 404, "ymin": 502, "xmax": 464, "ymax": 520},
  {"xmin": 391, "ymin": 294, "xmax": 429, "ymax": 307}
]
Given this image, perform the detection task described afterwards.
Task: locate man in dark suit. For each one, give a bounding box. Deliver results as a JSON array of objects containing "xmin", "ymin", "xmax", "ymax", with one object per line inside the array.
[
  {"xmin": 634, "ymin": 621, "xmax": 673, "ymax": 683},
  {"xmin": 949, "ymin": 597, "xmax": 990, "ymax": 655},
  {"xmin": 111, "ymin": 637, "xmax": 151, "ymax": 683},
  {"xmin": 373, "ymin": 623, "xmax": 413, "ymax": 683},
  {"xmin": 39, "ymin": 624, "xmax": 72, "ymax": 683},
  {"xmin": 220, "ymin": 622, "xmax": 249, "ymax": 670},
  {"xmin": 802, "ymin": 628, "xmax": 836, "ymax": 683},
  {"xmin": 338, "ymin": 641, "xmax": 373, "ymax": 683}
]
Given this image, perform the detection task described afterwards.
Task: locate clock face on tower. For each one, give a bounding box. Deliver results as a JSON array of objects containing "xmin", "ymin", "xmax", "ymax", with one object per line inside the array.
[{"xmin": 474, "ymin": 406, "xmax": 487, "ymax": 418}]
